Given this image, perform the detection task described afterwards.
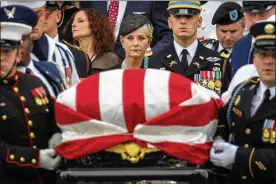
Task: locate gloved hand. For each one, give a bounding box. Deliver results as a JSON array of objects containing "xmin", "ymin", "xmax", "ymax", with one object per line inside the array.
[
  {"xmin": 210, "ymin": 142, "xmax": 238, "ymax": 169},
  {"xmin": 39, "ymin": 149, "xmax": 61, "ymax": 170},
  {"xmin": 48, "ymin": 133, "xmax": 62, "ymax": 149}
]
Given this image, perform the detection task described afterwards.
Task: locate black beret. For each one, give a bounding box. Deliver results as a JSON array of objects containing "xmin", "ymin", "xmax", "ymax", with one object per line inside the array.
[
  {"xmin": 250, "ymin": 20, "xmax": 276, "ymax": 52},
  {"xmin": 212, "ymin": 2, "xmax": 243, "ymax": 25},
  {"xmin": 119, "ymin": 14, "xmax": 152, "ymax": 36},
  {"xmin": 242, "ymin": 1, "xmax": 276, "ymax": 13}
]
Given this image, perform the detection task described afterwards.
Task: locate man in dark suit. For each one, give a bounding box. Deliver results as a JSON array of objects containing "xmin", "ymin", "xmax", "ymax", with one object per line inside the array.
[
  {"xmin": 211, "ymin": 17, "xmax": 276, "ymax": 184},
  {"xmin": 79, "ymin": 1, "xmax": 173, "ymax": 60},
  {"xmin": 149, "ymin": 0, "xmax": 231, "ymax": 95}
]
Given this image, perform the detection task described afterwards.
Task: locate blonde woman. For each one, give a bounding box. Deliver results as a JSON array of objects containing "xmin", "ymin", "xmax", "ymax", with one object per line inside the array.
[{"xmin": 119, "ymin": 14, "xmax": 154, "ymax": 69}]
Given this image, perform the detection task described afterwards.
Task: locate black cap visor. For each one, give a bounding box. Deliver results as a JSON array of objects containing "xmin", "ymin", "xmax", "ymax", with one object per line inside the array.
[
  {"xmin": 169, "ymin": 8, "xmax": 200, "ymax": 16},
  {"xmin": 0, "ymin": 40, "xmax": 20, "ymax": 50}
]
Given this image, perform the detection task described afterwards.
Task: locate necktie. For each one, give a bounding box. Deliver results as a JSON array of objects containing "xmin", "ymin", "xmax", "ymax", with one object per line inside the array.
[
  {"xmin": 181, "ymin": 49, "xmax": 189, "ymax": 72},
  {"xmin": 26, "ymin": 68, "xmax": 33, "ymax": 74},
  {"xmin": 257, "ymin": 89, "xmax": 271, "ymax": 113},
  {"xmin": 108, "ymin": 1, "xmax": 119, "ymax": 31}
]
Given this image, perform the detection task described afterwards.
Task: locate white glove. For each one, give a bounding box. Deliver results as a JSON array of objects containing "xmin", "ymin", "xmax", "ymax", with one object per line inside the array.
[
  {"xmin": 210, "ymin": 142, "xmax": 238, "ymax": 169},
  {"xmin": 39, "ymin": 149, "xmax": 61, "ymax": 170},
  {"xmin": 48, "ymin": 133, "xmax": 62, "ymax": 149}
]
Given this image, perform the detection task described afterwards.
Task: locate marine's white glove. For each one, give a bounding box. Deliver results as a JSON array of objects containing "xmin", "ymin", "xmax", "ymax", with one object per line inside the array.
[
  {"xmin": 48, "ymin": 133, "xmax": 62, "ymax": 149},
  {"xmin": 39, "ymin": 149, "xmax": 61, "ymax": 170},
  {"xmin": 210, "ymin": 142, "xmax": 238, "ymax": 169}
]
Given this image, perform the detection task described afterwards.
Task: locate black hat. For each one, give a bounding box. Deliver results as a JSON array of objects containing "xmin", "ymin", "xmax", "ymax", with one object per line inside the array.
[
  {"xmin": 119, "ymin": 14, "xmax": 153, "ymax": 36},
  {"xmin": 212, "ymin": 2, "xmax": 244, "ymax": 25},
  {"xmin": 167, "ymin": 1, "xmax": 207, "ymax": 16},
  {"xmin": 242, "ymin": 1, "xmax": 276, "ymax": 13},
  {"xmin": 250, "ymin": 18, "xmax": 276, "ymax": 52}
]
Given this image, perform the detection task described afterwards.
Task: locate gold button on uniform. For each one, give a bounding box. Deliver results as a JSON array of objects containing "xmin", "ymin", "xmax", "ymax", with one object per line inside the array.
[
  {"xmin": 13, "ymin": 87, "xmax": 19, "ymax": 92},
  {"xmin": 244, "ymin": 144, "xmax": 249, "ymax": 148},
  {"xmin": 28, "ymin": 120, "xmax": 33, "ymax": 127},
  {"xmin": 245, "ymin": 128, "xmax": 251, "ymax": 135},
  {"xmin": 9, "ymin": 155, "xmax": 15, "ymax": 160},
  {"xmin": 33, "ymin": 145, "xmax": 37, "ymax": 149},
  {"xmin": 20, "ymin": 96, "xmax": 26, "ymax": 102},
  {"xmin": 242, "ymin": 176, "xmax": 247, "ymax": 180},
  {"xmin": 2, "ymin": 115, "xmax": 7, "ymax": 120},
  {"xmin": 24, "ymin": 108, "xmax": 30, "ymax": 114},
  {"xmin": 31, "ymin": 159, "xmax": 37, "ymax": 164},
  {"xmin": 232, "ymin": 122, "xmax": 235, "ymax": 127},
  {"xmin": 30, "ymin": 132, "xmax": 35, "ymax": 138},
  {"xmin": 20, "ymin": 157, "xmax": 25, "ymax": 162},
  {"xmin": 3, "ymin": 80, "xmax": 8, "ymax": 84},
  {"xmin": 45, "ymin": 108, "xmax": 49, "ymax": 112}
]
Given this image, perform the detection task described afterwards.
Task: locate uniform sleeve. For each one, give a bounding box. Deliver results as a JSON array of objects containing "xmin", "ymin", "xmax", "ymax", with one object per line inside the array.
[
  {"xmin": 214, "ymin": 106, "xmax": 230, "ymax": 140},
  {"xmin": 232, "ymin": 147, "xmax": 276, "ymax": 181},
  {"xmin": 0, "ymin": 137, "xmax": 40, "ymax": 169}
]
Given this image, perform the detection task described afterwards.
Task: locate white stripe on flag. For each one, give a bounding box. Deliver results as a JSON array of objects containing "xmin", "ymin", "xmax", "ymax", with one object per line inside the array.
[
  {"xmin": 133, "ymin": 120, "xmax": 217, "ymax": 144},
  {"xmin": 60, "ymin": 119, "xmax": 128, "ymax": 143},
  {"xmin": 99, "ymin": 70, "xmax": 126, "ymax": 128},
  {"xmin": 180, "ymin": 83, "xmax": 220, "ymax": 106},
  {"xmin": 56, "ymin": 85, "xmax": 77, "ymax": 111},
  {"xmin": 144, "ymin": 70, "xmax": 170, "ymax": 121}
]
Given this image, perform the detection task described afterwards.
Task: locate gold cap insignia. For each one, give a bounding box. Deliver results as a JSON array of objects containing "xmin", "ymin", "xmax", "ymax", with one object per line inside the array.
[{"xmin": 264, "ymin": 24, "xmax": 275, "ymax": 34}]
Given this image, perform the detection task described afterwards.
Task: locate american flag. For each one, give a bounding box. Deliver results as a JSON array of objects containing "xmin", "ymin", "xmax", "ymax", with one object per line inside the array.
[{"xmin": 55, "ymin": 69, "xmax": 223, "ymax": 164}]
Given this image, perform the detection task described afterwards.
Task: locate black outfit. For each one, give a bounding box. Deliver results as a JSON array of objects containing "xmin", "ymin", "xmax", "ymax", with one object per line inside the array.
[
  {"xmin": 0, "ymin": 72, "xmax": 60, "ymax": 184},
  {"xmin": 216, "ymin": 77, "xmax": 276, "ymax": 184},
  {"xmin": 148, "ymin": 41, "xmax": 232, "ymax": 94}
]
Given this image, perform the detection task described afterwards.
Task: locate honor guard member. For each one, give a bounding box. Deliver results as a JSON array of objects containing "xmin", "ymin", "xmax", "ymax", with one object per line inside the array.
[
  {"xmin": 149, "ymin": 0, "xmax": 232, "ymax": 95},
  {"xmin": 5, "ymin": 1, "xmax": 80, "ymax": 87},
  {"xmin": 230, "ymin": 1, "xmax": 276, "ymax": 77},
  {"xmin": 0, "ymin": 5, "xmax": 61, "ymax": 184},
  {"xmin": 45, "ymin": 1, "xmax": 89, "ymax": 78},
  {"xmin": 211, "ymin": 17, "xmax": 276, "ymax": 184},
  {"xmin": 202, "ymin": 2, "xmax": 244, "ymax": 57}
]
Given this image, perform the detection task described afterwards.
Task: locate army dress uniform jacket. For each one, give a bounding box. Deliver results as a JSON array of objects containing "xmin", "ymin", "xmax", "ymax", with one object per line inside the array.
[
  {"xmin": 0, "ymin": 72, "xmax": 60, "ymax": 184},
  {"xmin": 148, "ymin": 41, "xmax": 232, "ymax": 95},
  {"xmin": 216, "ymin": 77, "xmax": 276, "ymax": 184}
]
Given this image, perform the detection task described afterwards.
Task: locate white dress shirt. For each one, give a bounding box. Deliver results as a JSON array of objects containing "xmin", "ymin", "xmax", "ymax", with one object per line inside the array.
[
  {"xmin": 218, "ymin": 43, "xmax": 232, "ymax": 54},
  {"xmin": 251, "ymin": 81, "xmax": 276, "ymax": 117},
  {"xmin": 174, "ymin": 39, "xmax": 198, "ymax": 66},
  {"xmin": 53, "ymin": 34, "xmax": 59, "ymax": 42},
  {"xmin": 107, "ymin": 1, "xmax": 127, "ymax": 39},
  {"xmin": 17, "ymin": 60, "xmax": 56, "ymax": 98}
]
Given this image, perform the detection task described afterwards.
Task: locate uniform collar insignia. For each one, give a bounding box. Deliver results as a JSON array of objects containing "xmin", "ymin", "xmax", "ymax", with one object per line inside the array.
[
  {"xmin": 169, "ymin": 60, "xmax": 177, "ymax": 66},
  {"xmin": 199, "ymin": 56, "xmax": 204, "ymax": 60},
  {"xmin": 4, "ymin": 7, "xmax": 16, "ymax": 19},
  {"xmin": 193, "ymin": 61, "xmax": 201, "ymax": 68},
  {"xmin": 220, "ymin": 52, "xmax": 230, "ymax": 59}
]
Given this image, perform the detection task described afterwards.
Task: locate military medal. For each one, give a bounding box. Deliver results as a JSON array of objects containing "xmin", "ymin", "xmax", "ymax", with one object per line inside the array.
[
  {"xmin": 269, "ymin": 120, "xmax": 275, "ymax": 144},
  {"xmin": 262, "ymin": 119, "xmax": 271, "ymax": 142},
  {"xmin": 194, "ymin": 74, "xmax": 201, "ymax": 85},
  {"xmin": 31, "ymin": 88, "xmax": 43, "ymax": 106},
  {"xmin": 65, "ymin": 67, "xmax": 72, "ymax": 86},
  {"xmin": 200, "ymin": 71, "xmax": 208, "ymax": 87},
  {"xmin": 214, "ymin": 71, "xmax": 222, "ymax": 94},
  {"xmin": 207, "ymin": 71, "xmax": 215, "ymax": 90}
]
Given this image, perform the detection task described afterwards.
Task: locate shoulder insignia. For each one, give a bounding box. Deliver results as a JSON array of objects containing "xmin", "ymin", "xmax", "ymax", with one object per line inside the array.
[
  {"xmin": 199, "ymin": 56, "xmax": 204, "ymax": 60},
  {"xmin": 62, "ymin": 40, "xmax": 84, "ymax": 52},
  {"xmin": 220, "ymin": 52, "xmax": 230, "ymax": 59},
  {"xmin": 206, "ymin": 57, "xmax": 220, "ymax": 62},
  {"xmin": 144, "ymin": 51, "xmax": 153, "ymax": 57},
  {"xmin": 250, "ymin": 77, "xmax": 260, "ymax": 84}
]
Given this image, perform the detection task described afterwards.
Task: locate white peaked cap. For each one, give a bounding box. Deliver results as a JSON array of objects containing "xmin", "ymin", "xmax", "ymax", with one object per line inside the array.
[{"xmin": 5, "ymin": 1, "xmax": 46, "ymax": 9}]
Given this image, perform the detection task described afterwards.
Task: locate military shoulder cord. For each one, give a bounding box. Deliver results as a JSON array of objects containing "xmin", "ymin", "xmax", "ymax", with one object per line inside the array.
[
  {"xmin": 143, "ymin": 55, "xmax": 149, "ymax": 68},
  {"xmin": 226, "ymin": 80, "xmax": 250, "ymax": 143}
]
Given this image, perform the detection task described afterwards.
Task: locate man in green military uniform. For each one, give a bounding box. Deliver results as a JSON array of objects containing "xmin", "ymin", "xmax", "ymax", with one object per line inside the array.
[
  {"xmin": 202, "ymin": 2, "xmax": 244, "ymax": 57},
  {"xmin": 149, "ymin": 0, "xmax": 232, "ymax": 94},
  {"xmin": 211, "ymin": 16, "xmax": 276, "ymax": 184}
]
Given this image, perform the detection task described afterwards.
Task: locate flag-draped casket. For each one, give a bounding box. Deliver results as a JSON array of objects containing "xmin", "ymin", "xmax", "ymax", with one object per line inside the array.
[{"xmin": 55, "ymin": 69, "xmax": 223, "ymax": 165}]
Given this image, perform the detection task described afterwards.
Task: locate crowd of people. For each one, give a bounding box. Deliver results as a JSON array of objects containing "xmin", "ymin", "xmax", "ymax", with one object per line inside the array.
[{"xmin": 0, "ymin": 1, "xmax": 275, "ymax": 184}]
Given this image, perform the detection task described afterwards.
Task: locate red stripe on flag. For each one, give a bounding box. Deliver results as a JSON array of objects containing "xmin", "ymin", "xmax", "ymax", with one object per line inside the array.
[
  {"xmin": 122, "ymin": 69, "xmax": 146, "ymax": 132},
  {"xmin": 55, "ymin": 102, "xmax": 91, "ymax": 125},
  {"xmin": 56, "ymin": 135, "xmax": 135, "ymax": 159},
  {"xmin": 76, "ymin": 74, "xmax": 101, "ymax": 120},
  {"xmin": 168, "ymin": 73, "xmax": 192, "ymax": 109}
]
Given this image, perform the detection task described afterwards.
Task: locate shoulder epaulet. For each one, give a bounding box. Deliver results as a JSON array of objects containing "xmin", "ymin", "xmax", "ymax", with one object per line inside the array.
[
  {"xmin": 249, "ymin": 77, "xmax": 260, "ymax": 84},
  {"xmin": 220, "ymin": 52, "xmax": 230, "ymax": 59},
  {"xmin": 62, "ymin": 40, "xmax": 85, "ymax": 53},
  {"xmin": 144, "ymin": 51, "xmax": 153, "ymax": 57}
]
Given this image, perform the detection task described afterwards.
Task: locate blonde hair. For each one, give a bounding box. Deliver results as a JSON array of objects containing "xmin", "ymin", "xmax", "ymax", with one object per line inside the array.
[{"xmin": 137, "ymin": 24, "xmax": 154, "ymax": 42}]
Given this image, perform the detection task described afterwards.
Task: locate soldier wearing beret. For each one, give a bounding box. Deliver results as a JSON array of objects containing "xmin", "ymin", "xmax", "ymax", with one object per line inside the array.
[
  {"xmin": 149, "ymin": 0, "xmax": 232, "ymax": 95},
  {"xmin": 202, "ymin": 2, "xmax": 244, "ymax": 57},
  {"xmin": 230, "ymin": 1, "xmax": 275, "ymax": 76},
  {"xmin": 211, "ymin": 16, "xmax": 276, "ymax": 184},
  {"xmin": 0, "ymin": 5, "xmax": 61, "ymax": 184},
  {"xmin": 116, "ymin": 14, "xmax": 154, "ymax": 69}
]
